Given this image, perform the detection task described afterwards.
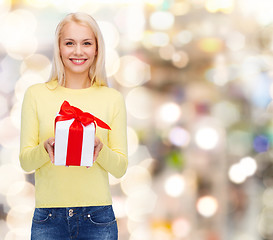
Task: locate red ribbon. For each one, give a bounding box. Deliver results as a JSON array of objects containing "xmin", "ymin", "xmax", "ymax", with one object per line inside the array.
[{"xmin": 55, "ymin": 101, "xmax": 111, "ymax": 166}]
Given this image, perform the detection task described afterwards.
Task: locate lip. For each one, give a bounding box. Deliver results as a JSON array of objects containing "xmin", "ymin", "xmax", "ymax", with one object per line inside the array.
[{"xmin": 69, "ymin": 58, "xmax": 88, "ymax": 65}]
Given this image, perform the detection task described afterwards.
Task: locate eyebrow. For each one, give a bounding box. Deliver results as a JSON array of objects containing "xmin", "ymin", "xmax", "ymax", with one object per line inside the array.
[{"xmin": 64, "ymin": 38, "xmax": 95, "ymax": 42}]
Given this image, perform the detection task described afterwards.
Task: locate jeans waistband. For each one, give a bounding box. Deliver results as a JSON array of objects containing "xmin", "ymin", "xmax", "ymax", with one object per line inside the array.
[{"xmin": 36, "ymin": 205, "xmax": 112, "ymax": 218}]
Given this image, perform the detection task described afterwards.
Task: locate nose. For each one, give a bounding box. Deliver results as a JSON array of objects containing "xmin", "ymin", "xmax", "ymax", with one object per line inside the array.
[{"xmin": 74, "ymin": 44, "xmax": 83, "ymax": 55}]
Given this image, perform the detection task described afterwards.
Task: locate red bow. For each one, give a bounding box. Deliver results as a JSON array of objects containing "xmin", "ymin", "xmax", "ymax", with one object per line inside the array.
[{"xmin": 55, "ymin": 101, "xmax": 111, "ymax": 166}]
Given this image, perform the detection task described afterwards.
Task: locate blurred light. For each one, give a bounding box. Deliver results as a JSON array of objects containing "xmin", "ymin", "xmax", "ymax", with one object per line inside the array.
[
  {"xmin": 206, "ymin": 67, "xmax": 229, "ymax": 86},
  {"xmin": 233, "ymin": 233, "xmax": 256, "ymax": 240},
  {"xmin": 250, "ymin": 73, "xmax": 272, "ymax": 108},
  {"xmin": 126, "ymin": 87, "xmax": 153, "ymax": 119},
  {"xmin": 139, "ymin": 157, "xmax": 155, "ymax": 169},
  {"xmin": 172, "ymin": 218, "xmax": 191, "ymax": 238},
  {"xmin": 0, "ymin": 0, "xmax": 11, "ymax": 16},
  {"xmin": 142, "ymin": 31, "xmax": 154, "ymax": 49},
  {"xmin": 121, "ymin": 166, "xmax": 151, "ymax": 196},
  {"xmin": 6, "ymin": 205, "xmax": 33, "ymax": 232},
  {"xmin": 262, "ymin": 188, "xmax": 273, "ymax": 208},
  {"xmin": 114, "ymin": 55, "xmax": 151, "ymax": 87},
  {"xmin": 105, "ymin": 49, "xmax": 120, "ymax": 77},
  {"xmin": 0, "ymin": 165, "xmax": 25, "ymax": 195},
  {"xmin": 129, "ymin": 224, "xmax": 151, "ymax": 240},
  {"xmin": 168, "ymin": 126, "xmax": 190, "ymax": 147},
  {"xmin": 98, "ymin": 21, "xmax": 120, "ymax": 49},
  {"xmin": 211, "ymin": 101, "xmax": 240, "ymax": 127},
  {"xmin": 239, "ymin": 157, "xmax": 257, "ymax": 177},
  {"xmin": 125, "ymin": 187, "xmax": 157, "ymax": 221},
  {"xmin": 0, "ymin": 146, "xmax": 20, "ymax": 166},
  {"xmin": 7, "ymin": 181, "xmax": 35, "ymax": 208},
  {"xmin": 0, "ymin": 10, "xmax": 38, "ymax": 59},
  {"xmin": 253, "ymin": 135, "xmax": 270, "ymax": 153},
  {"xmin": 206, "ymin": 54, "xmax": 231, "ymax": 86},
  {"xmin": 0, "ymin": 56, "xmax": 21, "ymax": 94},
  {"xmin": 228, "ymin": 163, "xmax": 247, "ymax": 184},
  {"xmin": 0, "ymin": 117, "xmax": 20, "ymax": 148},
  {"xmin": 159, "ymin": 44, "xmax": 175, "ymax": 60},
  {"xmin": 170, "ymin": 2, "xmax": 190, "ymax": 16},
  {"xmin": 227, "ymin": 130, "xmax": 252, "ymax": 155},
  {"xmin": 20, "ymin": 54, "xmax": 51, "ymax": 79},
  {"xmin": 114, "ymin": 6, "xmax": 145, "ymax": 42},
  {"xmin": 195, "ymin": 127, "xmax": 219, "ymax": 150},
  {"xmin": 10, "ymin": 101, "xmax": 22, "ymax": 130},
  {"xmin": 164, "ymin": 174, "xmax": 185, "ymax": 197},
  {"xmin": 150, "ymin": 11, "xmax": 174, "ymax": 30},
  {"xmin": 241, "ymin": 57, "xmax": 264, "ymax": 81},
  {"xmin": 258, "ymin": 207, "xmax": 273, "ymax": 238},
  {"xmin": 239, "ymin": 0, "xmax": 273, "ymax": 25},
  {"xmin": 150, "ymin": 32, "xmax": 170, "ymax": 47},
  {"xmin": 112, "ymin": 196, "xmax": 126, "ymax": 218},
  {"xmin": 205, "ymin": 0, "xmax": 234, "ymax": 13},
  {"xmin": 127, "ymin": 127, "xmax": 139, "ymax": 156},
  {"xmin": 0, "ymin": 220, "xmax": 8, "ymax": 239},
  {"xmin": 24, "ymin": 0, "xmax": 50, "ymax": 8},
  {"xmin": 144, "ymin": 0, "xmax": 164, "ymax": 6},
  {"xmin": 151, "ymin": 220, "xmax": 172, "ymax": 240},
  {"xmin": 51, "ymin": 0, "xmax": 93, "ymax": 12},
  {"xmin": 174, "ymin": 30, "xmax": 193, "ymax": 46},
  {"xmin": 0, "ymin": 94, "xmax": 8, "ymax": 118},
  {"xmin": 172, "ymin": 51, "xmax": 189, "ymax": 68},
  {"xmin": 226, "ymin": 31, "xmax": 246, "ymax": 51},
  {"xmin": 5, "ymin": 229, "xmax": 31, "ymax": 240},
  {"xmin": 197, "ymin": 38, "xmax": 223, "ymax": 53},
  {"xmin": 14, "ymin": 72, "xmax": 45, "ymax": 102},
  {"xmin": 158, "ymin": 102, "xmax": 181, "ymax": 124},
  {"xmin": 196, "ymin": 196, "xmax": 218, "ymax": 217}
]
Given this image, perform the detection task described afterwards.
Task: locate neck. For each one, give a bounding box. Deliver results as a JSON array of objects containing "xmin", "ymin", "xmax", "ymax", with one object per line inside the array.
[{"xmin": 64, "ymin": 73, "xmax": 92, "ymax": 89}]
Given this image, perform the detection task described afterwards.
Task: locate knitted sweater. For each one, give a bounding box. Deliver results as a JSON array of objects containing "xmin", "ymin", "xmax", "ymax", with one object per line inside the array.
[{"xmin": 19, "ymin": 80, "xmax": 128, "ymax": 207}]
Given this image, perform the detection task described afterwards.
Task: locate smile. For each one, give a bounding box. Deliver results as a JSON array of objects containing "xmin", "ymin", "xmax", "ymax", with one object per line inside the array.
[{"xmin": 70, "ymin": 59, "xmax": 87, "ymax": 65}]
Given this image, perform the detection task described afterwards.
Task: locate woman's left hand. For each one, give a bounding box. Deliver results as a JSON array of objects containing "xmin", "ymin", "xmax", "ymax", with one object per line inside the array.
[{"xmin": 93, "ymin": 136, "xmax": 103, "ymax": 163}]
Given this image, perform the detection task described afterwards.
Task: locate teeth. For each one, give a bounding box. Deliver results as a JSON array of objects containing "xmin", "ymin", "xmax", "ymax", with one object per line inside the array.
[{"xmin": 72, "ymin": 59, "xmax": 85, "ymax": 63}]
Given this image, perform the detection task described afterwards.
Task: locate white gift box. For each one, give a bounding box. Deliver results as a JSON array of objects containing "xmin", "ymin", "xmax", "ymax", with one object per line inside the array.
[{"xmin": 54, "ymin": 119, "xmax": 95, "ymax": 167}]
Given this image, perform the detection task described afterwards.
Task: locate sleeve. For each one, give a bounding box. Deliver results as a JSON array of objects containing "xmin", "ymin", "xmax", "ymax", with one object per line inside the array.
[
  {"xmin": 96, "ymin": 92, "xmax": 128, "ymax": 178},
  {"xmin": 19, "ymin": 87, "xmax": 50, "ymax": 172}
]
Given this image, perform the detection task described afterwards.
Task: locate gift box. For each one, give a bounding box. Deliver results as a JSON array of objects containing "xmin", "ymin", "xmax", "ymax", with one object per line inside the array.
[{"xmin": 54, "ymin": 101, "xmax": 111, "ymax": 167}]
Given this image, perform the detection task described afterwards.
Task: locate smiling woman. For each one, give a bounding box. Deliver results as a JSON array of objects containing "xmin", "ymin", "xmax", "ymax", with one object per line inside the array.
[{"xmin": 19, "ymin": 12, "xmax": 128, "ymax": 240}]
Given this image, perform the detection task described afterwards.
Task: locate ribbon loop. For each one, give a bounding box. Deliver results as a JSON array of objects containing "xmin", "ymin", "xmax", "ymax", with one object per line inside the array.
[{"xmin": 55, "ymin": 101, "xmax": 111, "ymax": 130}]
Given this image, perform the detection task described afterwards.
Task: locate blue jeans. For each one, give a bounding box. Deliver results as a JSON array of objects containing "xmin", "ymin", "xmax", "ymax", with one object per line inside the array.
[{"xmin": 31, "ymin": 205, "xmax": 118, "ymax": 240}]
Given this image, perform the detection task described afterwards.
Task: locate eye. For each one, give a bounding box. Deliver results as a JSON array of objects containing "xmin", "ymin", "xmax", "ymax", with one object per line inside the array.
[
  {"xmin": 65, "ymin": 42, "xmax": 73, "ymax": 46},
  {"xmin": 83, "ymin": 42, "xmax": 92, "ymax": 46}
]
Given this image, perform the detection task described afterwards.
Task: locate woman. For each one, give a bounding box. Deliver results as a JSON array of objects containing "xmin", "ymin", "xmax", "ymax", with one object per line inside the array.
[{"xmin": 19, "ymin": 12, "xmax": 128, "ymax": 240}]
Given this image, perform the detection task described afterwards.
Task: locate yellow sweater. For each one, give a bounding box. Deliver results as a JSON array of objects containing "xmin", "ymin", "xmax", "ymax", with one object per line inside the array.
[{"xmin": 19, "ymin": 80, "xmax": 128, "ymax": 208}]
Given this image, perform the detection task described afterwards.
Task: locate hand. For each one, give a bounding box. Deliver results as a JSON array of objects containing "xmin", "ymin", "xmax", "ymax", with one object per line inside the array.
[
  {"xmin": 93, "ymin": 136, "xmax": 103, "ymax": 163},
  {"xmin": 44, "ymin": 137, "xmax": 55, "ymax": 164}
]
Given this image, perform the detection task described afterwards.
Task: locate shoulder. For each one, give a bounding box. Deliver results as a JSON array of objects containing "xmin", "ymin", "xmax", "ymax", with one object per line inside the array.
[
  {"xmin": 24, "ymin": 83, "xmax": 48, "ymax": 97},
  {"xmin": 96, "ymin": 86, "xmax": 125, "ymax": 101}
]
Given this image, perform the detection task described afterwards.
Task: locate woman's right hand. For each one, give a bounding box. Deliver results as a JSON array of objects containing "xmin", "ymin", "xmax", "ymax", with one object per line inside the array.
[{"xmin": 44, "ymin": 137, "xmax": 55, "ymax": 164}]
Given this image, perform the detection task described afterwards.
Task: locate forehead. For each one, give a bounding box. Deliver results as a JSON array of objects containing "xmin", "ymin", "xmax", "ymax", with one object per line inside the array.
[{"xmin": 60, "ymin": 21, "xmax": 95, "ymax": 39}]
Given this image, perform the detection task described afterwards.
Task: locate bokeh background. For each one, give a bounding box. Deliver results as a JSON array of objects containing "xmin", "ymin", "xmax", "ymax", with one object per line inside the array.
[{"xmin": 0, "ymin": 0, "xmax": 273, "ymax": 239}]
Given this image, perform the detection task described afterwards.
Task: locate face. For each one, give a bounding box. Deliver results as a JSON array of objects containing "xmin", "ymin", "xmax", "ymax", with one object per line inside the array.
[{"xmin": 59, "ymin": 21, "xmax": 97, "ymax": 78}]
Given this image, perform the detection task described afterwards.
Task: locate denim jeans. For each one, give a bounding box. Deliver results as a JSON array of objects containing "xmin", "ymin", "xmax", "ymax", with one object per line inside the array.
[{"xmin": 31, "ymin": 205, "xmax": 118, "ymax": 240}]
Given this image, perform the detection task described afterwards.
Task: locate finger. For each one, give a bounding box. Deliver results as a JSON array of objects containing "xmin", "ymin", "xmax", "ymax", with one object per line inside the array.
[
  {"xmin": 48, "ymin": 149, "xmax": 54, "ymax": 164},
  {"xmin": 93, "ymin": 142, "xmax": 103, "ymax": 162}
]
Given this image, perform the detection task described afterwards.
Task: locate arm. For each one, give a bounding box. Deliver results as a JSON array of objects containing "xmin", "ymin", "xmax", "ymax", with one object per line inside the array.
[
  {"xmin": 19, "ymin": 87, "xmax": 50, "ymax": 172},
  {"xmin": 96, "ymin": 93, "xmax": 128, "ymax": 178}
]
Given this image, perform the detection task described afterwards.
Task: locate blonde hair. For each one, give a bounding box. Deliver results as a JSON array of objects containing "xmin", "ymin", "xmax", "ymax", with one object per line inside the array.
[{"xmin": 49, "ymin": 12, "xmax": 108, "ymax": 87}]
